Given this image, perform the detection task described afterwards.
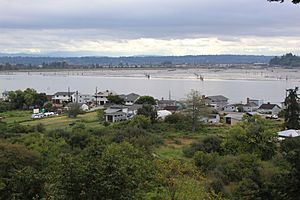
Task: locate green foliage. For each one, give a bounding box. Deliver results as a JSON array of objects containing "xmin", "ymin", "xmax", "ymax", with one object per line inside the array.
[
  {"xmin": 0, "ymin": 141, "xmax": 43, "ymax": 199},
  {"xmin": 50, "ymin": 142, "xmax": 155, "ymax": 200},
  {"xmin": 194, "ymin": 151, "xmax": 219, "ymax": 173},
  {"xmin": 270, "ymin": 53, "xmax": 300, "ymax": 67},
  {"xmin": 129, "ymin": 114, "xmax": 151, "ymax": 129},
  {"xmin": 153, "ymin": 159, "xmax": 214, "ymax": 200},
  {"xmin": 185, "ymin": 90, "xmax": 209, "ymax": 131},
  {"xmin": 284, "ymin": 87, "xmax": 300, "ymax": 129},
  {"xmin": 137, "ymin": 104, "xmax": 158, "ymax": 123},
  {"xmin": 222, "ymin": 116, "xmax": 278, "ymax": 160},
  {"xmin": 107, "ymin": 95, "xmax": 125, "ymax": 104},
  {"xmin": 135, "ymin": 95, "xmax": 156, "ymax": 105},
  {"xmin": 7, "ymin": 88, "xmax": 48, "ymax": 110},
  {"xmin": 67, "ymin": 103, "xmax": 82, "ymax": 118},
  {"xmin": 164, "ymin": 113, "xmax": 192, "ymax": 130},
  {"xmin": 44, "ymin": 101, "xmax": 53, "ymax": 111},
  {"xmin": 0, "ymin": 101, "xmax": 11, "ymax": 113},
  {"xmin": 184, "ymin": 136, "xmax": 222, "ymax": 157}
]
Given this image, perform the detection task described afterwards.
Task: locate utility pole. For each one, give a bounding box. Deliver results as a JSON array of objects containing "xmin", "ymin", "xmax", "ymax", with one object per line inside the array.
[
  {"xmin": 95, "ymin": 87, "xmax": 98, "ymax": 106},
  {"xmin": 169, "ymin": 90, "xmax": 171, "ymax": 100}
]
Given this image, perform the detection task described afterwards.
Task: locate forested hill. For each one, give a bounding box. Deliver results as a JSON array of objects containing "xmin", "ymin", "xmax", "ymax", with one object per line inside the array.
[
  {"xmin": 0, "ymin": 55, "xmax": 272, "ymax": 66},
  {"xmin": 269, "ymin": 53, "xmax": 300, "ymax": 68}
]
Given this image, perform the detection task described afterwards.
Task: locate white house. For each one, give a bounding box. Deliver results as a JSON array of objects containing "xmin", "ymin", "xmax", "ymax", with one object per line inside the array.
[
  {"xmin": 72, "ymin": 93, "xmax": 94, "ymax": 104},
  {"xmin": 201, "ymin": 114, "xmax": 221, "ymax": 124},
  {"xmin": 224, "ymin": 104, "xmax": 243, "ymax": 112},
  {"xmin": 242, "ymin": 102, "xmax": 259, "ymax": 112},
  {"xmin": 258, "ymin": 103, "xmax": 281, "ymax": 115},
  {"xmin": 52, "ymin": 92, "xmax": 75, "ymax": 104},
  {"xmin": 94, "ymin": 90, "xmax": 117, "ymax": 106},
  {"xmin": 104, "ymin": 104, "xmax": 142, "ymax": 122}
]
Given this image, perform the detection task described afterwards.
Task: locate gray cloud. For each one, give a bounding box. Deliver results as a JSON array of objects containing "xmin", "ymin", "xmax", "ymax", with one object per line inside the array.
[{"xmin": 0, "ymin": 0, "xmax": 299, "ymax": 55}]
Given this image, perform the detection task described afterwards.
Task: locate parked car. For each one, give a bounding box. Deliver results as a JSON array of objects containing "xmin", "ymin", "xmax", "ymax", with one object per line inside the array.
[
  {"xmin": 31, "ymin": 113, "xmax": 44, "ymax": 119},
  {"xmin": 266, "ymin": 115, "xmax": 278, "ymax": 119}
]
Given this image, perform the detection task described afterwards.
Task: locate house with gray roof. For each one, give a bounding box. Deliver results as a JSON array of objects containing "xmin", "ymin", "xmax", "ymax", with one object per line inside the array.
[
  {"xmin": 258, "ymin": 103, "xmax": 281, "ymax": 115},
  {"xmin": 204, "ymin": 95, "xmax": 229, "ymax": 110},
  {"xmin": 104, "ymin": 104, "xmax": 143, "ymax": 122},
  {"xmin": 119, "ymin": 93, "xmax": 140, "ymax": 105}
]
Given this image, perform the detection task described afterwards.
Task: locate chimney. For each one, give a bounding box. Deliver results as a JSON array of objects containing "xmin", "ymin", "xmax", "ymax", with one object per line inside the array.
[
  {"xmin": 162, "ymin": 97, "xmax": 164, "ymax": 100},
  {"xmin": 247, "ymin": 98, "xmax": 250, "ymax": 104}
]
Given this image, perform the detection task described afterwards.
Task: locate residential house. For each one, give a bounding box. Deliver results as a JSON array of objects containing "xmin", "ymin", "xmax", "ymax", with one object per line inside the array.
[
  {"xmin": 204, "ymin": 95, "xmax": 229, "ymax": 110},
  {"xmin": 224, "ymin": 104, "xmax": 243, "ymax": 112},
  {"xmin": 119, "ymin": 93, "xmax": 140, "ymax": 105},
  {"xmin": 157, "ymin": 98, "xmax": 177, "ymax": 110},
  {"xmin": 224, "ymin": 113, "xmax": 244, "ymax": 125},
  {"xmin": 104, "ymin": 105, "xmax": 128, "ymax": 122},
  {"xmin": 242, "ymin": 102, "xmax": 260, "ymax": 112},
  {"xmin": 72, "ymin": 93, "xmax": 94, "ymax": 104},
  {"xmin": 201, "ymin": 114, "xmax": 221, "ymax": 124},
  {"xmin": 246, "ymin": 98, "xmax": 264, "ymax": 107},
  {"xmin": 52, "ymin": 92, "xmax": 75, "ymax": 104},
  {"xmin": 104, "ymin": 104, "xmax": 142, "ymax": 122},
  {"xmin": 94, "ymin": 90, "xmax": 116, "ymax": 105},
  {"xmin": 258, "ymin": 103, "xmax": 281, "ymax": 115},
  {"xmin": 65, "ymin": 103, "xmax": 90, "ymax": 112}
]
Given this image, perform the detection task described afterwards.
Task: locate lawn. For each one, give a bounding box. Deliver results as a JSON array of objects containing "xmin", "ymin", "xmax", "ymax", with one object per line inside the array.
[
  {"xmin": 0, "ymin": 110, "xmax": 33, "ymax": 124},
  {"xmin": 21, "ymin": 111, "xmax": 103, "ymax": 130}
]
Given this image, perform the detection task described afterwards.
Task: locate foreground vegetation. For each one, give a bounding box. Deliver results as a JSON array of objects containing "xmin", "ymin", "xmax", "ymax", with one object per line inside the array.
[
  {"xmin": 0, "ymin": 87, "xmax": 299, "ymax": 199},
  {"xmin": 1, "ymin": 108, "xmax": 300, "ymax": 199}
]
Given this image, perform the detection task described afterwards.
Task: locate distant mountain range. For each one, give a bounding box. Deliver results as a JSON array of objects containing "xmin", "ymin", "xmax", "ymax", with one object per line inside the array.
[{"xmin": 0, "ymin": 54, "xmax": 273, "ymax": 65}]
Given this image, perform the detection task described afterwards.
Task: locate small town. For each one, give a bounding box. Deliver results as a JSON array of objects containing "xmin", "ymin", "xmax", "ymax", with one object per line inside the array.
[
  {"xmin": 1, "ymin": 88, "xmax": 298, "ymax": 139},
  {"xmin": 1, "ymin": 0, "xmax": 300, "ymax": 199}
]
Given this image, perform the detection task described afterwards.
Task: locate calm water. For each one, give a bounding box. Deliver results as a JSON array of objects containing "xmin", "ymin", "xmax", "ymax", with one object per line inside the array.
[{"xmin": 0, "ymin": 68, "xmax": 299, "ymax": 104}]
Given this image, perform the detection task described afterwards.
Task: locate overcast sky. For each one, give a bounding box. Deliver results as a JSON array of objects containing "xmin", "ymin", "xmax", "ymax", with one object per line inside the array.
[{"xmin": 0, "ymin": 0, "xmax": 299, "ymax": 56}]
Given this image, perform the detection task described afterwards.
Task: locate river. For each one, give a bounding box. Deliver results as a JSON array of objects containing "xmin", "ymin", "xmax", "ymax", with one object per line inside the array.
[{"xmin": 0, "ymin": 68, "xmax": 299, "ymax": 104}]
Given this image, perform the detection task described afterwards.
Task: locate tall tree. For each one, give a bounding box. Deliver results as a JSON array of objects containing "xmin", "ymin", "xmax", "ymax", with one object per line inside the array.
[
  {"xmin": 185, "ymin": 90, "xmax": 208, "ymax": 132},
  {"xmin": 284, "ymin": 87, "xmax": 300, "ymax": 129}
]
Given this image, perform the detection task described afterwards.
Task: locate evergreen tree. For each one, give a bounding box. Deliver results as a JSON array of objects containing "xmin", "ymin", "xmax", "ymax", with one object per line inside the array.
[{"xmin": 284, "ymin": 87, "xmax": 300, "ymax": 129}]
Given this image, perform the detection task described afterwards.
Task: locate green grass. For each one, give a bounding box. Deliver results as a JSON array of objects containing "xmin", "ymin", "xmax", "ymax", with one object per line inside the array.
[
  {"xmin": 155, "ymin": 146, "xmax": 186, "ymax": 160},
  {"xmin": 0, "ymin": 110, "xmax": 33, "ymax": 124},
  {"xmin": 21, "ymin": 111, "xmax": 103, "ymax": 130}
]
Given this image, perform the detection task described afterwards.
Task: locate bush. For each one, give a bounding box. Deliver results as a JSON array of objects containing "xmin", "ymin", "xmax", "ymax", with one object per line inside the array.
[
  {"xmin": 183, "ymin": 136, "xmax": 222, "ymax": 157},
  {"xmin": 194, "ymin": 151, "xmax": 219, "ymax": 173}
]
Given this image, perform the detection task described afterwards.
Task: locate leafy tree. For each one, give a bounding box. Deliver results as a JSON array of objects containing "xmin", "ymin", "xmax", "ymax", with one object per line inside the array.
[
  {"xmin": 184, "ymin": 136, "xmax": 222, "ymax": 157},
  {"xmin": 185, "ymin": 90, "xmax": 208, "ymax": 131},
  {"xmin": 67, "ymin": 103, "xmax": 82, "ymax": 118},
  {"xmin": 50, "ymin": 142, "xmax": 155, "ymax": 200},
  {"xmin": 222, "ymin": 116, "xmax": 278, "ymax": 160},
  {"xmin": 0, "ymin": 141, "xmax": 43, "ymax": 199},
  {"xmin": 284, "ymin": 87, "xmax": 300, "ymax": 129},
  {"xmin": 107, "ymin": 95, "xmax": 125, "ymax": 105},
  {"xmin": 44, "ymin": 101, "xmax": 53, "ymax": 111},
  {"xmin": 135, "ymin": 95, "xmax": 156, "ymax": 105},
  {"xmin": 137, "ymin": 104, "xmax": 158, "ymax": 123}
]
